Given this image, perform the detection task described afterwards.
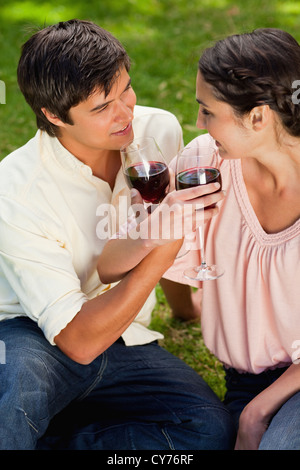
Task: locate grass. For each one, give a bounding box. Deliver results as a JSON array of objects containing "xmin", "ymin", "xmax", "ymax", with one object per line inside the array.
[
  {"xmin": 151, "ymin": 284, "xmax": 227, "ymax": 399},
  {"xmin": 1, "ymin": 0, "xmax": 300, "ymax": 399}
]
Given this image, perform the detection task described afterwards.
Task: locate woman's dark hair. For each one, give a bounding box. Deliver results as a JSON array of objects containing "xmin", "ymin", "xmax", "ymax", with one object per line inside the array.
[
  {"xmin": 199, "ymin": 28, "xmax": 300, "ymax": 137},
  {"xmin": 17, "ymin": 19, "xmax": 131, "ymax": 136}
]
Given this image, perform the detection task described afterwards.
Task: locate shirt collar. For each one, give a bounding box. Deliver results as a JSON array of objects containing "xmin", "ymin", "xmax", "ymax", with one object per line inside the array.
[{"xmin": 41, "ymin": 130, "xmax": 93, "ymax": 177}]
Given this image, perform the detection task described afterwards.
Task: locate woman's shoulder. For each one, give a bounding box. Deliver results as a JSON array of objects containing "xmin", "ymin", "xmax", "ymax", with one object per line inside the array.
[{"xmin": 188, "ymin": 133, "xmax": 215, "ymax": 147}]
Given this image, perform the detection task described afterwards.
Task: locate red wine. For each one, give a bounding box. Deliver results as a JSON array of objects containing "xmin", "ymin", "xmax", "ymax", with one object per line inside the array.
[
  {"xmin": 176, "ymin": 167, "xmax": 222, "ymax": 208},
  {"xmin": 124, "ymin": 161, "xmax": 170, "ymax": 203}
]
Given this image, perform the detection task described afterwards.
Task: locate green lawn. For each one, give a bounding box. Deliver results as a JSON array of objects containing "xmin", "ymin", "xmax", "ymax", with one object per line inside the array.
[{"xmin": 1, "ymin": 0, "xmax": 300, "ymax": 398}]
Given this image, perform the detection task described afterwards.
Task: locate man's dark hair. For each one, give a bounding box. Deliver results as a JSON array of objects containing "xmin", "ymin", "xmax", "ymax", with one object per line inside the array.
[{"xmin": 17, "ymin": 19, "xmax": 131, "ymax": 136}]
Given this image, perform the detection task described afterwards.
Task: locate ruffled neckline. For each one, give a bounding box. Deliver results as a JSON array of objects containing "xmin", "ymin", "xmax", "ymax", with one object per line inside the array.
[{"xmin": 231, "ymin": 159, "xmax": 300, "ymax": 246}]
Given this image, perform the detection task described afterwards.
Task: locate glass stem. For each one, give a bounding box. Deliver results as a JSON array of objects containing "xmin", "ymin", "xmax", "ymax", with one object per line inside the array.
[{"xmin": 198, "ymin": 226, "xmax": 207, "ymax": 270}]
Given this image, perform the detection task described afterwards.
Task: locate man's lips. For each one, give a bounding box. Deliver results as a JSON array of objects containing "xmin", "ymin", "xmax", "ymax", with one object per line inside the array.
[{"xmin": 112, "ymin": 122, "xmax": 132, "ymax": 136}]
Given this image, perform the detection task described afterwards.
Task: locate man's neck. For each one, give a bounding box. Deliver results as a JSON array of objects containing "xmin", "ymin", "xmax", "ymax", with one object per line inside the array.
[{"xmin": 57, "ymin": 135, "xmax": 121, "ymax": 188}]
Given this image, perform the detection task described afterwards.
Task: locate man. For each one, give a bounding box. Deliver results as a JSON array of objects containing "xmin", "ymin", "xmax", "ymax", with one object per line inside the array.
[{"xmin": 0, "ymin": 19, "xmax": 234, "ymax": 449}]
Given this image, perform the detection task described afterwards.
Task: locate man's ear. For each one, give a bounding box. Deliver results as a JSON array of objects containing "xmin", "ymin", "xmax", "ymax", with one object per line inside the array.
[
  {"xmin": 41, "ymin": 108, "xmax": 66, "ymax": 128},
  {"xmin": 248, "ymin": 105, "xmax": 270, "ymax": 131}
]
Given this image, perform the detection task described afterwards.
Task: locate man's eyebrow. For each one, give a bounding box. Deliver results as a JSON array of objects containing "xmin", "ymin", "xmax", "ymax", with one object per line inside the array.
[
  {"xmin": 89, "ymin": 78, "xmax": 132, "ymax": 113},
  {"xmin": 89, "ymin": 100, "xmax": 113, "ymax": 113}
]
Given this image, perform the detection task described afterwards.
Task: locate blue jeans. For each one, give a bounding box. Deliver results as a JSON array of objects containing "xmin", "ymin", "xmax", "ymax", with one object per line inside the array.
[
  {"xmin": 0, "ymin": 317, "xmax": 235, "ymax": 450},
  {"xmin": 224, "ymin": 367, "xmax": 300, "ymax": 450}
]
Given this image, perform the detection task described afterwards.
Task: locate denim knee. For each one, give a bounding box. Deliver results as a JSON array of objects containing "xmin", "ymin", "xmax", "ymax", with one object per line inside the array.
[
  {"xmin": 259, "ymin": 392, "xmax": 300, "ymax": 450},
  {"xmin": 0, "ymin": 347, "xmax": 55, "ymax": 449},
  {"xmin": 38, "ymin": 404, "xmax": 236, "ymax": 450},
  {"xmin": 165, "ymin": 403, "xmax": 236, "ymax": 450}
]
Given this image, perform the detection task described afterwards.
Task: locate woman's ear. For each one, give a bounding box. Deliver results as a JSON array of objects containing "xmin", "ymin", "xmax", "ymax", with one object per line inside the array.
[{"xmin": 248, "ymin": 105, "xmax": 270, "ymax": 131}]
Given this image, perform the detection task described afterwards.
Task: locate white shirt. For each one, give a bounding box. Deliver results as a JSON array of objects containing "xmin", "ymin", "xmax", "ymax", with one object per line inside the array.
[{"xmin": 0, "ymin": 105, "xmax": 183, "ymax": 345}]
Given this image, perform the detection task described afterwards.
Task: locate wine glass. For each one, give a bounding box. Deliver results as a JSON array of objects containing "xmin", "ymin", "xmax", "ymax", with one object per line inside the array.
[
  {"xmin": 175, "ymin": 143, "xmax": 224, "ymax": 281},
  {"xmin": 120, "ymin": 136, "xmax": 170, "ymax": 205}
]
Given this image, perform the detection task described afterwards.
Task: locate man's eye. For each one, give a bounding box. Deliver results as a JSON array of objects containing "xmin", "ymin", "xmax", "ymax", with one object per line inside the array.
[{"xmin": 98, "ymin": 104, "xmax": 109, "ymax": 113}]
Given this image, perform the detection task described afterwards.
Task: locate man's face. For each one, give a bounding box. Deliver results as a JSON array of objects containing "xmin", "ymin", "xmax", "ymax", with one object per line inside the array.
[{"xmin": 55, "ymin": 67, "xmax": 136, "ymax": 157}]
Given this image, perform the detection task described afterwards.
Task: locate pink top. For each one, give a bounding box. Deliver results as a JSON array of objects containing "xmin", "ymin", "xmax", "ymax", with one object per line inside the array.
[{"xmin": 164, "ymin": 134, "xmax": 300, "ymax": 374}]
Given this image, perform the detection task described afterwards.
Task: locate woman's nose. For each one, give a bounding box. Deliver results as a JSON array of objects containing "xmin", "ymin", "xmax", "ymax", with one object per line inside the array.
[{"xmin": 196, "ymin": 111, "xmax": 206, "ymax": 130}]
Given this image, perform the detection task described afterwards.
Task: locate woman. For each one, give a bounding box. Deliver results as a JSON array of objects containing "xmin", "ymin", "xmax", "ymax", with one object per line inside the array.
[
  {"xmin": 99, "ymin": 28, "xmax": 300, "ymax": 449},
  {"xmin": 164, "ymin": 28, "xmax": 300, "ymax": 450}
]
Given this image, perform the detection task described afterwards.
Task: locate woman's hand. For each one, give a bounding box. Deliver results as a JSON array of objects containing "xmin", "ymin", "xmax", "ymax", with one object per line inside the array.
[
  {"xmin": 234, "ymin": 364, "xmax": 300, "ymax": 450},
  {"xmin": 98, "ymin": 182, "xmax": 224, "ymax": 284},
  {"xmin": 234, "ymin": 397, "xmax": 270, "ymax": 450}
]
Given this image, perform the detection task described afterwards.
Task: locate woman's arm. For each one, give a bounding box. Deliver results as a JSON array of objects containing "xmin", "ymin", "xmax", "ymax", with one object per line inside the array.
[
  {"xmin": 235, "ymin": 363, "xmax": 300, "ymax": 450},
  {"xmin": 159, "ymin": 278, "xmax": 202, "ymax": 321}
]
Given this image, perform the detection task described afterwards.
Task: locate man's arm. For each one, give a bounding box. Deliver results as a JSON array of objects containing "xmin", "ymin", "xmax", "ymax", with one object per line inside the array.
[{"xmin": 54, "ymin": 240, "xmax": 182, "ymax": 364}]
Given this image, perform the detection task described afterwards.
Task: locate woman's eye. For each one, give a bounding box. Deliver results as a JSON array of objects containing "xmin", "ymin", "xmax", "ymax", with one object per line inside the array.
[{"xmin": 201, "ymin": 108, "xmax": 210, "ymax": 116}]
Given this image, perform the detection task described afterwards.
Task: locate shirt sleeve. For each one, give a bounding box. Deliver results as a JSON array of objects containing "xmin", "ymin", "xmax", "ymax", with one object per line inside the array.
[{"xmin": 0, "ymin": 196, "xmax": 88, "ymax": 345}]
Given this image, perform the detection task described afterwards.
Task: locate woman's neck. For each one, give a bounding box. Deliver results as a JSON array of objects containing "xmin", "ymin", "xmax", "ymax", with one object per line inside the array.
[
  {"xmin": 241, "ymin": 139, "xmax": 300, "ymax": 233},
  {"xmin": 244, "ymin": 135, "xmax": 300, "ymax": 191}
]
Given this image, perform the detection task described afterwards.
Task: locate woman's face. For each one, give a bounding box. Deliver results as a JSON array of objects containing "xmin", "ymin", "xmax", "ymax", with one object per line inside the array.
[{"xmin": 195, "ymin": 70, "xmax": 259, "ymax": 159}]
